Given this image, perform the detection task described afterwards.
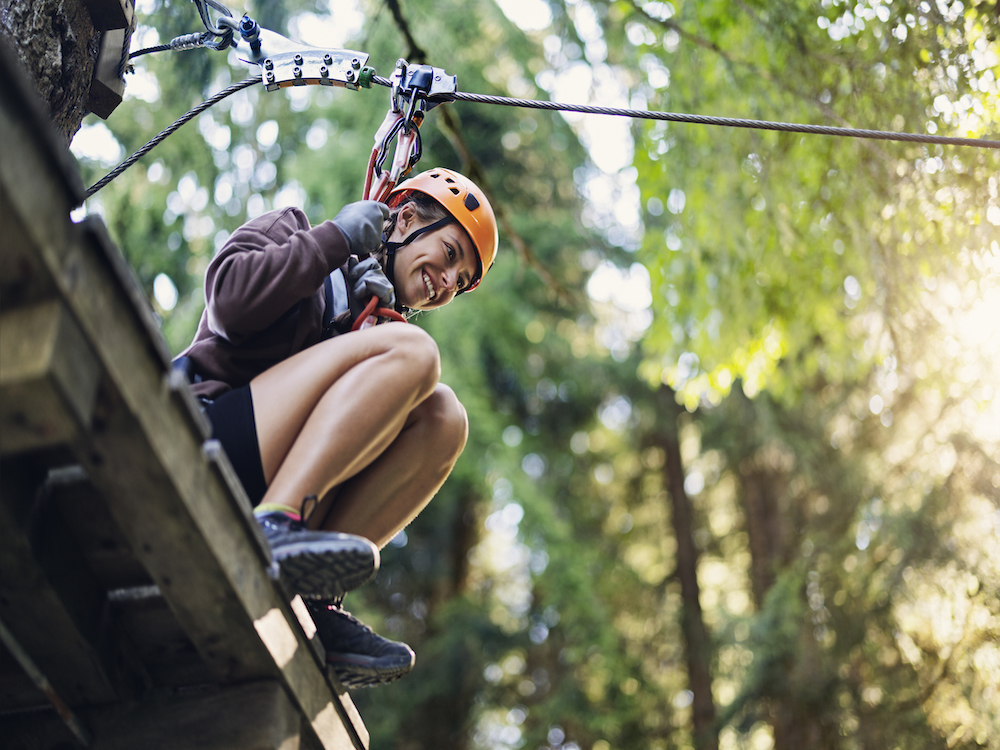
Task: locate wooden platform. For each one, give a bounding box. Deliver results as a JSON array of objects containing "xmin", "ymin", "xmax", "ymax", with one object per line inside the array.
[{"xmin": 0, "ymin": 40, "xmax": 369, "ymax": 750}]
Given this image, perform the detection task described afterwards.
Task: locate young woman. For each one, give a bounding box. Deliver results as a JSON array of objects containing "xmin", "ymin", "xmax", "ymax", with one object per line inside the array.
[{"xmin": 175, "ymin": 167, "xmax": 498, "ymax": 687}]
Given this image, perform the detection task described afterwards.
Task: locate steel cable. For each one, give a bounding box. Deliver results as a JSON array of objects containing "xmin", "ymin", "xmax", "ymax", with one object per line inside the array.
[
  {"xmin": 371, "ymin": 75, "xmax": 1000, "ymax": 150},
  {"xmin": 84, "ymin": 76, "xmax": 261, "ymax": 200},
  {"xmin": 85, "ymin": 68, "xmax": 999, "ymax": 200}
]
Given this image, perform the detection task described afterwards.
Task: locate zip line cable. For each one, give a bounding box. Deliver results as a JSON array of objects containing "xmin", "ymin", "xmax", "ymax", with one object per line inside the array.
[
  {"xmin": 130, "ymin": 44, "xmax": 173, "ymax": 58},
  {"xmin": 84, "ymin": 66, "xmax": 999, "ymax": 199},
  {"xmin": 84, "ymin": 77, "xmax": 260, "ymax": 199},
  {"xmin": 370, "ymin": 75, "xmax": 1000, "ymax": 150}
]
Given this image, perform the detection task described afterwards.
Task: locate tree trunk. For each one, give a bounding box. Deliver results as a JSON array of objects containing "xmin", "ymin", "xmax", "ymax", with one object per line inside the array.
[
  {"xmin": 404, "ymin": 485, "xmax": 483, "ymax": 750},
  {"xmin": 740, "ymin": 466, "xmax": 785, "ymax": 609},
  {"xmin": 0, "ymin": 0, "xmax": 100, "ymax": 144},
  {"xmin": 732, "ymin": 392, "xmax": 830, "ymax": 749},
  {"xmin": 657, "ymin": 386, "xmax": 718, "ymax": 750}
]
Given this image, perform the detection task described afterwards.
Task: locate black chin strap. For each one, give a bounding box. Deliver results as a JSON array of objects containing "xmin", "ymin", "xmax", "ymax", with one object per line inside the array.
[{"xmin": 382, "ymin": 215, "xmax": 454, "ymax": 309}]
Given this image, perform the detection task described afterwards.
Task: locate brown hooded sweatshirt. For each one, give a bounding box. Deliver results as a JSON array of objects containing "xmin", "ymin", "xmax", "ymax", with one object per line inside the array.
[{"xmin": 177, "ymin": 207, "xmax": 352, "ymax": 401}]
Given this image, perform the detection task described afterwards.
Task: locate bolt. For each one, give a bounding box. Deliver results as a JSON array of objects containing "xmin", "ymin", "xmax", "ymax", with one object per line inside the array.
[
  {"xmin": 320, "ymin": 66, "xmax": 329, "ymax": 77},
  {"xmin": 352, "ymin": 57, "xmax": 360, "ymax": 69},
  {"xmin": 294, "ymin": 54, "xmax": 303, "ymax": 65},
  {"xmin": 346, "ymin": 69, "xmax": 355, "ymax": 81},
  {"xmin": 293, "ymin": 67, "xmax": 302, "ymax": 78},
  {"xmin": 266, "ymin": 71, "xmax": 275, "ymax": 83},
  {"xmin": 435, "ymin": 74, "xmax": 441, "ymax": 80},
  {"xmin": 264, "ymin": 59, "xmax": 273, "ymax": 70},
  {"xmin": 324, "ymin": 54, "xmax": 333, "ymax": 65}
]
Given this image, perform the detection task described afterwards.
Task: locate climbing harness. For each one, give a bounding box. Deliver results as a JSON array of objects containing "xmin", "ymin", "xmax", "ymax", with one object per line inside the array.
[
  {"xmin": 322, "ymin": 264, "xmax": 405, "ymax": 337},
  {"xmin": 84, "ymin": 1, "xmax": 1000, "ymax": 201}
]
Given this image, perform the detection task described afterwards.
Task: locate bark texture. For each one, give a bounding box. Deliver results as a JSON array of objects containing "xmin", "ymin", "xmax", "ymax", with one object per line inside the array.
[{"xmin": 0, "ymin": 0, "xmax": 100, "ymax": 144}]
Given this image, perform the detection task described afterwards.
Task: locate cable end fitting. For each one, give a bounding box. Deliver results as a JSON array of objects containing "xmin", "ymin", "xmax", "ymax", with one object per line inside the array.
[
  {"xmin": 358, "ymin": 66, "xmax": 377, "ymax": 89},
  {"xmin": 239, "ymin": 14, "xmax": 262, "ymax": 53}
]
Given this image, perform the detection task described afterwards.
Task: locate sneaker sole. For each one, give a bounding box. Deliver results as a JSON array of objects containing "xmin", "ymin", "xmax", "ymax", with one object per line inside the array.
[
  {"xmin": 273, "ymin": 538, "xmax": 379, "ymax": 600},
  {"xmin": 328, "ymin": 649, "xmax": 415, "ymax": 688}
]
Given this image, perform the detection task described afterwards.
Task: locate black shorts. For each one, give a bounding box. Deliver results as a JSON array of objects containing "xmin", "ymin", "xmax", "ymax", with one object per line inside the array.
[{"xmin": 204, "ymin": 385, "xmax": 267, "ymax": 506}]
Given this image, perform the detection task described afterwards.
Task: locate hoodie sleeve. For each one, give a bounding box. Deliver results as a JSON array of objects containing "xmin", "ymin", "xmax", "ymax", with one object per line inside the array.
[{"xmin": 204, "ymin": 207, "xmax": 351, "ymax": 345}]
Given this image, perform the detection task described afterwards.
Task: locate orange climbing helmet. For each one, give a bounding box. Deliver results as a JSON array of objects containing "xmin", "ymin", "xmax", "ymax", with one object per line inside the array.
[{"xmin": 387, "ymin": 168, "xmax": 499, "ymax": 292}]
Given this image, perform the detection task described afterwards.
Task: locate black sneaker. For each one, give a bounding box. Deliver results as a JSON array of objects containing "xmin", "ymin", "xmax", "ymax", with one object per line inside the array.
[
  {"xmin": 307, "ymin": 600, "xmax": 415, "ymax": 688},
  {"xmin": 255, "ymin": 502, "xmax": 379, "ymax": 601}
]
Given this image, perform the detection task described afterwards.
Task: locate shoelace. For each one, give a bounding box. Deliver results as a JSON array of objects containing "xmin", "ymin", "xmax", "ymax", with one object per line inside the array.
[{"xmin": 289, "ymin": 494, "xmax": 320, "ymax": 531}]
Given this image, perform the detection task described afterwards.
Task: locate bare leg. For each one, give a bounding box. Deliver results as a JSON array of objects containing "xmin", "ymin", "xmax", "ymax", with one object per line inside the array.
[
  {"xmin": 319, "ymin": 383, "xmax": 468, "ymax": 547},
  {"xmin": 250, "ymin": 323, "xmax": 464, "ymax": 543}
]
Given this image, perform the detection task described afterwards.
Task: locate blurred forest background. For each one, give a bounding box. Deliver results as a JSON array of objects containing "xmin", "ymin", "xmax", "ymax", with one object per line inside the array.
[{"xmin": 67, "ymin": 0, "xmax": 999, "ymax": 747}]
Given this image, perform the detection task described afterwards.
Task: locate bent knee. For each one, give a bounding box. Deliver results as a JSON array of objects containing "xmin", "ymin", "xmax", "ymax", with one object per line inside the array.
[
  {"xmin": 416, "ymin": 384, "xmax": 468, "ymax": 460},
  {"xmin": 385, "ymin": 323, "xmax": 441, "ymax": 393}
]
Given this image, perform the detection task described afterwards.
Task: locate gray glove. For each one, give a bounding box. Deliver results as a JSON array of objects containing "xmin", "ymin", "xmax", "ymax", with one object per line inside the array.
[
  {"xmin": 332, "ymin": 200, "xmax": 389, "ymax": 256},
  {"xmin": 348, "ymin": 255, "xmax": 396, "ymax": 309}
]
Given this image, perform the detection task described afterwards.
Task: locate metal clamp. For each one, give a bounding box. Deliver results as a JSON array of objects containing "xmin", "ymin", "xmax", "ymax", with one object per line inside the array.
[
  {"xmin": 230, "ymin": 15, "xmax": 369, "ymax": 91},
  {"xmin": 391, "ymin": 59, "xmax": 457, "ymax": 113},
  {"xmin": 362, "ymin": 60, "xmax": 457, "ymax": 200}
]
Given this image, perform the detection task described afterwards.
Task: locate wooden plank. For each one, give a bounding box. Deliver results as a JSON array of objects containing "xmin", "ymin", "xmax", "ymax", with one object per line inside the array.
[
  {"xmin": 0, "ymin": 641, "xmax": 49, "ymax": 713},
  {"xmin": 69, "ymin": 323, "xmax": 365, "ymax": 748},
  {"xmin": 0, "ymin": 460, "xmax": 149, "ymax": 708},
  {"xmin": 0, "ymin": 618, "xmax": 92, "ymax": 746},
  {"xmin": 0, "ymin": 196, "xmax": 58, "ymax": 311},
  {"xmin": 2, "ymin": 681, "xmax": 303, "ymax": 750},
  {"xmin": 68, "ymin": 225, "xmax": 368, "ymax": 748},
  {"xmin": 1, "ymin": 48, "xmax": 368, "ymax": 749},
  {"xmin": 0, "ymin": 707, "xmax": 79, "ymax": 750},
  {"xmin": 166, "ymin": 367, "xmax": 211, "ymax": 442},
  {"xmin": 108, "ymin": 587, "xmax": 217, "ymax": 687},
  {"xmin": 76, "ymin": 375, "xmax": 278, "ymax": 682},
  {"xmin": 48, "ymin": 466, "xmax": 153, "ymax": 590},
  {"xmin": 0, "ymin": 300, "xmax": 101, "ymax": 455},
  {"xmin": 89, "ymin": 681, "xmax": 301, "ymax": 750},
  {"xmin": 78, "ymin": 217, "xmax": 172, "ymax": 369},
  {"xmin": 88, "ymin": 28, "xmax": 128, "ymax": 119},
  {"xmin": 83, "ymin": 0, "xmax": 134, "ymax": 31}
]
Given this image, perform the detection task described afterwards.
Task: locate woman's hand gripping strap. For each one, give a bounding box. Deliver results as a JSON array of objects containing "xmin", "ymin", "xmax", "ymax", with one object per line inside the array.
[{"xmin": 346, "ymin": 256, "xmax": 406, "ymax": 331}]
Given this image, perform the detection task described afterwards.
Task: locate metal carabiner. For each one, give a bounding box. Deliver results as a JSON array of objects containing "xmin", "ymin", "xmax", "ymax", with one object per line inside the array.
[
  {"xmin": 364, "ymin": 60, "xmax": 417, "ymax": 200},
  {"xmin": 364, "ymin": 109, "xmax": 404, "ymax": 200},
  {"xmin": 362, "ymin": 60, "xmax": 455, "ymax": 201}
]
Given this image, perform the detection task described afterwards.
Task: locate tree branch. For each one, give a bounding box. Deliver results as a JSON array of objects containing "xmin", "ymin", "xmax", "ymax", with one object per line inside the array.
[
  {"xmin": 384, "ymin": 0, "xmax": 579, "ymax": 306},
  {"xmin": 384, "ymin": 0, "xmax": 427, "ymax": 62}
]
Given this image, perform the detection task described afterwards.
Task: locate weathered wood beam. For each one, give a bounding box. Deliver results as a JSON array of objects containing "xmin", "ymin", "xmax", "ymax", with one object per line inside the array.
[
  {"xmin": 90, "ymin": 681, "xmax": 302, "ymax": 750},
  {"xmin": 0, "ymin": 640, "xmax": 50, "ymax": 713},
  {"xmin": 0, "ymin": 300, "xmax": 100, "ymax": 454},
  {"xmin": 0, "ymin": 618, "xmax": 92, "ymax": 746},
  {"xmin": 87, "ymin": 0, "xmax": 136, "ymax": 119},
  {"xmin": 2, "ymin": 680, "xmax": 308, "ymax": 750},
  {"xmin": 0, "ymin": 460, "xmax": 150, "ymax": 708},
  {"xmin": 48, "ymin": 466, "xmax": 153, "ymax": 590},
  {"xmin": 74, "ymin": 397, "xmax": 366, "ymax": 746},
  {"xmin": 0, "ymin": 195, "xmax": 59, "ymax": 310},
  {"xmin": 83, "ymin": 0, "xmax": 134, "ymax": 31},
  {"xmin": 1, "ymin": 43, "xmax": 369, "ymax": 749},
  {"xmin": 107, "ymin": 584, "xmax": 216, "ymax": 687}
]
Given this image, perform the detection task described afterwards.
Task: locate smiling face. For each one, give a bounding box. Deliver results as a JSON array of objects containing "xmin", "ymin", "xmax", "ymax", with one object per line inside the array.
[{"xmin": 390, "ymin": 203, "xmax": 480, "ymax": 310}]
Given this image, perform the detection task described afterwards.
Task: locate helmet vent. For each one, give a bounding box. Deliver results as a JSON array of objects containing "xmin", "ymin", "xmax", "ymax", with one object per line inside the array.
[
  {"xmin": 464, "ymin": 193, "xmax": 480, "ymax": 210},
  {"xmin": 448, "ymin": 187, "xmax": 460, "ymax": 195}
]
